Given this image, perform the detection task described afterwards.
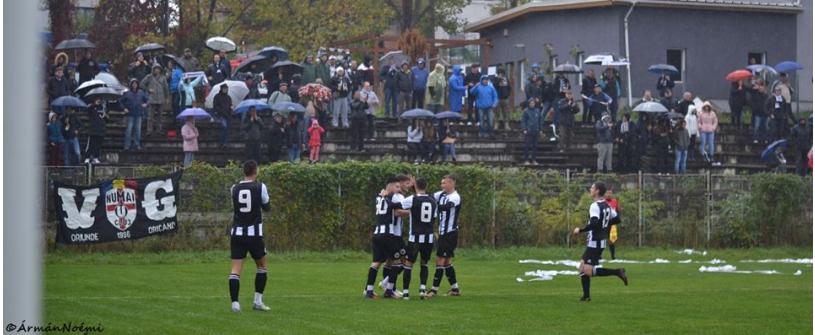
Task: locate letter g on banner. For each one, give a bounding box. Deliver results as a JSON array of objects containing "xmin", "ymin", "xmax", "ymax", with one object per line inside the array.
[
  {"xmin": 142, "ymin": 178, "xmax": 177, "ymax": 220},
  {"xmin": 58, "ymin": 187, "xmax": 100, "ymax": 229}
]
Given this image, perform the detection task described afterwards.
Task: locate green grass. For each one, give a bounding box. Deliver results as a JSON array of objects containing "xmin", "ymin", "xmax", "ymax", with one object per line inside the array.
[{"xmin": 45, "ymin": 247, "xmax": 812, "ymax": 334}]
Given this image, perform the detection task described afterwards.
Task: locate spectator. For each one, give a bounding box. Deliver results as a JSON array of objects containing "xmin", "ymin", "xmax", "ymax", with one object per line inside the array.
[
  {"xmin": 660, "ymin": 90, "xmax": 676, "ymax": 113},
  {"xmin": 411, "ymin": 58, "xmax": 429, "ymax": 109},
  {"xmin": 349, "ymin": 91, "xmax": 368, "ymax": 152},
  {"xmin": 268, "ymin": 114, "xmax": 286, "ymax": 163},
  {"xmin": 791, "ymin": 118, "xmax": 812, "ymax": 176},
  {"xmin": 168, "ymin": 60, "xmax": 184, "ymax": 118},
  {"xmin": 77, "ymin": 50, "xmax": 100, "ymax": 85},
  {"xmin": 182, "ymin": 48, "xmax": 200, "ymax": 72},
  {"xmin": 640, "ymin": 89, "xmax": 655, "ymax": 104},
  {"xmin": 218, "ymin": 50, "xmax": 232, "ymax": 79},
  {"xmin": 672, "ymin": 119, "xmax": 690, "ymax": 174},
  {"xmin": 407, "ymin": 120, "xmax": 423, "ymax": 164},
  {"xmin": 178, "ymin": 75, "xmax": 203, "ymax": 110},
  {"xmin": 600, "ymin": 68, "xmax": 621, "ymax": 121},
  {"xmin": 698, "ymin": 101, "xmax": 719, "ymax": 165},
  {"xmin": 540, "ymin": 76, "xmax": 557, "ymax": 131},
  {"xmin": 448, "ymin": 65, "xmax": 466, "ymax": 122},
  {"xmin": 85, "ymin": 99, "xmax": 107, "ymax": 164},
  {"xmin": 772, "ymin": 73, "xmax": 794, "ymax": 104},
  {"xmin": 596, "ymin": 113, "xmax": 614, "ymax": 173},
  {"xmin": 61, "ymin": 108, "xmax": 82, "ymax": 166},
  {"xmin": 493, "ymin": 67, "xmax": 512, "ymax": 130},
  {"xmin": 316, "ymin": 54, "xmax": 331, "ymax": 85},
  {"xmin": 285, "ymin": 114, "xmax": 303, "ymax": 162},
  {"xmin": 359, "ymin": 81, "xmax": 379, "ymax": 141},
  {"xmin": 426, "ymin": 64, "xmax": 447, "ymax": 114},
  {"xmin": 652, "ymin": 118, "xmax": 672, "ymax": 173},
  {"xmin": 729, "ymin": 80, "xmax": 747, "ymax": 129},
  {"xmin": 326, "ymin": 55, "xmax": 338, "ymax": 78},
  {"xmin": 46, "ymin": 112, "xmax": 65, "ymax": 166},
  {"xmin": 675, "ymin": 91, "xmax": 694, "ymax": 117},
  {"xmin": 50, "ymin": 52, "xmax": 69, "ymax": 77},
  {"xmin": 243, "ymin": 108, "xmax": 264, "ymax": 162},
  {"xmin": 213, "ymin": 85, "xmax": 232, "ymax": 148},
  {"xmin": 289, "ymin": 74, "xmax": 302, "ymax": 104},
  {"xmin": 307, "ymin": 119, "xmax": 325, "ymax": 164},
  {"xmin": 206, "ymin": 54, "xmax": 228, "ymax": 86},
  {"xmin": 440, "ymin": 121, "xmax": 459, "ymax": 163},
  {"xmin": 301, "ymin": 54, "xmax": 317, "ymax": 84},
  {"xmin": 524, "ymin": 74, "xmax": 543, "ymax": 104},
  {"xmin": 557, "ymin": 91, "xmax": 579, "ymax": 153},
  {"xmin": 613, "ymin": 113, "xmax": 636, "ymax": 173},
  {"xmin": 121, "ymin": 79, "xmax": 148, "ymax": 151},
  {"xmin": 396, "ymin": 62, "xmax": 413, "ymax": 116},
  {"xmin": 347, "ymin": 60, "xmax": 361, "ymax": 94},
  {"xmin": 128, "ymin": 52, "xmax": 150, "ymax": 82},
  {"xmin": 140, "ymin": 64, "xmax": 169, "ymax": 136},
  {"xmin": 181, "ymin": 116, "xmax": 198, "ymax": 167},
  {"xmin": 470, "ymin": 75, "xmax": 498, "ymax": 138},
  {"xmin": 766, "ymin": 87, "xmax": 793, "ymax": 142},
  {"xmin": 330, "ymin": 67, "xmax": 352, "ymax": 128},
  {"xmin": 268, "ymin": 82, "xmax": 292, "ymax": 105},
  {"xmin": 379, "ymin": 59, "xmax": 398, "ymax": 118},
  {"xmin": 464, "ymin": 64, "xmax": 482, "ymax": 126},
  {"xmin": 749, "ymin": 80, "xmax": 769, "ymax": 144},
  {"xmin": 356, "ymin": 56, "xmax": 375, "ymax": 89},
  {"xmin": 47, "ymin": 66, "xmax": 73, "ymax": 114},
  {"xmin": 521, "ymin": 98, "xmax": 542, "ymax": 165},
  {"xmin": 422, "ymin": 119, "xmax": 437, "ymax": 163},
  {"xmin": 656, "ymin": 73, "xmax": 674, "ymax": 97},
  {"xmin": 554, "ymin": 73, "xmax": 571, "ymax": 98},
  {"xmin": 587, "ymin": 84, "xmax": 612, "ymax": 124},
  {"xmin": 581, "ymin": 69, "xmax": 598, "ymax": 124},
  {"xmin": 684, "ymin": 105, "xmax": 699, "ymax": 161}
]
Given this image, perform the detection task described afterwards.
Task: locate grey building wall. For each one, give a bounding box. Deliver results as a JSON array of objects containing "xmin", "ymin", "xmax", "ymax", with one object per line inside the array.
[{"xmin": 795, "ymin": 0, "xmax": 812, "ymax": 103}]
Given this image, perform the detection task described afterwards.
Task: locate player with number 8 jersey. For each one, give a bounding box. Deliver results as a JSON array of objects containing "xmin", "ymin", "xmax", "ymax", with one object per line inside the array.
[{"xmin": 398, "ymin": 178, "xmax": 437, "ymax": 299}]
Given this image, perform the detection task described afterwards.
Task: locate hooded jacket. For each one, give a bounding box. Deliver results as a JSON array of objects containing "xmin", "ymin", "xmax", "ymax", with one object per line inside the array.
[
  {"xmin": 426, "ymin": 64, "xmax": 447, "ymax": 106},
  {"xmin": 121, "ymin": 85, "xmax": 149, "ymax": 117},
  {"xmin": 140, "ymin": 71, "xmax": 169, "ymax": 104},
  {"xmin": 469, "ymin": 75, "xmax": 498, "ymax": 110},
  {"xmin": 698, "ymin": 103, "xmax": 718, "ymax": 133},
  {"xmin": 301, "ymin": 57, "xmax": 317, "ymax": 84},
  {"xmin": 448, "ymin": 66, "xmax": 466, "ymax": 113},
  {"xmin": 380, "ymin": 63, "xmax": 399, "ymax": 90},
  {"xmin": 411, "ymin": 63, "xmax": 429, "ymax": 91},
  {"xmin": 396, "ymin": 63, "xmax": 413, "ymax": 92}
]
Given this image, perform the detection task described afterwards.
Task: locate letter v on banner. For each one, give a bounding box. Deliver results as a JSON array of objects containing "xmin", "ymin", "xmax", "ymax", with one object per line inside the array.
[{"xmin": 57, "ymin": 187, "xmax": 100, "ymax": 229}]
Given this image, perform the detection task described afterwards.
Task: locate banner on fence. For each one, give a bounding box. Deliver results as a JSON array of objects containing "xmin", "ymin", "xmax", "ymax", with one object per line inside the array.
[{"xmin": 53, "ymin": 171, "xmax": 182, "ymax": 244}]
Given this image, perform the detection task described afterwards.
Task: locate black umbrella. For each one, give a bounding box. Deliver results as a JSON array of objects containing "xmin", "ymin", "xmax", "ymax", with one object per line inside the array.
[
  {"xmin": 134, "ymin": 43, "xmax": 165, "ymax": 54},
  {"xmin": 270, "ymin": 60, "xmax": 304, "ymax": 75},
  {"xmin": 54, "ymin": 38, "xmax": 95, "ymax": 51},
  {"xmin": 257, "ymin": 46, "xmax": 289, "ymax": 61},
  {"xmin": 235, "ymin": 55, "xmax": 275, "ymax": 73},
  {"xmin": 160, "ymin": 54, "xmax": 186, "ymax": 71},
  {"xmin": 84, "ymin": 87, "xmax": 122, "ymax": 101}
]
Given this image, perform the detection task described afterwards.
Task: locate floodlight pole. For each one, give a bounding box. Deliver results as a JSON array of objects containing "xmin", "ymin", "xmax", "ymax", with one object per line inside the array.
[{"xmin": 623, "ymin": 1, "xmax": 637, "ymax": 108}]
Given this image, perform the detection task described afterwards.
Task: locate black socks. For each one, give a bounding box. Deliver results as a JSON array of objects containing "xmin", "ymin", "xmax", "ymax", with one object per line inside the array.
[
  {"xmin": 432, "ymin": 266, "xmax": 445, "ymax": 289},
  {"xmin": 580, "ymin": 274, "xmax": 590, "ymax": 298},
  {"xmin": 595, "ymin": 268, "xmax": 620, "ymax": 277},
  {"xmin": 402, "ymin": 265, "xmax": 413, "ymax": 292},
  {"xmin": 445, "ymin": 265, "xmax": 458, "ymax": 288},
  {"xmin": 366, "ymin": 266, "xmax": 378, "ymax": 287},
  {"xmin": 229, "ymin": 273, "xmax": 240, "ymax": 302},
  {"xmin": 420, "ymin": 264, "xmax": 429, "ymax": 287},
  {"xmin": 255, "ymin": 268, "xmax": 267, "ymax": 295}
]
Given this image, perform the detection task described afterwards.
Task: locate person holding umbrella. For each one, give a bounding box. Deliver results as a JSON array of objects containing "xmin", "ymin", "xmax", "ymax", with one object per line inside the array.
[
  {"xmin": 586, "ymin": 84, "xmax": 612, "ymax": 124},
  {"xmin": 61, "ymin": 108, "xmax": 83, "ymax": 165},
  {"xmin": 268, "ymin": 82, "xmax": 292, "ymax": 105},
  {"xmin": 77, "ymin": 50, "xmax": 100, "ymax": 85},
  {"xmin": 85, "ymin": 99, "xmax": 108, "ymax": 164},
  {"xmin": 214, "ymin": 84, "xmax": 233, "ymax": 148},
  {"xmin": 181, "ymin": 115, "xmax": 199, "ymax": 167},
  {"xmin": 207, "ymin": 54, "xmax": 228, "ymax": 86},
  {"xmin": 47, "ymin": 66, "xmax": 73, "ymax": 115},
  {"xmin": 748, "ymin": 80, "xmax": 769, "ymax": 144},
  {"xmin": 242, "ymin": 107, "xmax": 265, "ymax": 162},
  {"xmin": 179, "ymin": 74, "xmax": 204, "ymax": 111},
  {"xmin": 729, "ymin": 80, "xmax": 748, "ymax": 129},
  {"xmin": 121, "ymin": 79, "xmax": 148, "ymax": 151},
  {"xmin": 656, "ymin": 73, "xmax": 674, "ymax": 97},
  {"xmin": 425, "ymin": 64, "xmax": 447, "ymax": 114},
  {"xmin": 600, "ymin": 68, "xmax": 621, "ymax": 121},
  {"xmin": 128, "ymin": 52, "xmax": 151, "ymax": 82}
]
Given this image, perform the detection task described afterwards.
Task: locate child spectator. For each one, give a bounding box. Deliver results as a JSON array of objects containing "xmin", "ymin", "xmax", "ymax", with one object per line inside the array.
[{"xmin": 307, "ymin": 119, "xmax": 325, "ymax": 164}]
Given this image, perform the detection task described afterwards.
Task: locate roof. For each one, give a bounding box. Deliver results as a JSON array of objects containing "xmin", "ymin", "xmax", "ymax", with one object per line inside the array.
[{"xmin": 465, "ymin": 0, "xmax": 802, "ymax": 32}]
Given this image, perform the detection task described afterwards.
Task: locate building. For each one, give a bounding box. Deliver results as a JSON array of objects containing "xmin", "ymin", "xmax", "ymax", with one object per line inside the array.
[{"xmin": 466, "ymin": 0, "xmax": 811, "ymax": 108}]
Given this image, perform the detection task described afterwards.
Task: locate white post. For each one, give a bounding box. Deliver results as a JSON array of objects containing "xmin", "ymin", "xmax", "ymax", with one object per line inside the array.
[{"xmin": 624, "ymin": 1, "xmax": 637, "ymax": 108}]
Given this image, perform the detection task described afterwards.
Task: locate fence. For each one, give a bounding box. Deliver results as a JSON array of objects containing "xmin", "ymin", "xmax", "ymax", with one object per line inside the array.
[{"xmin": 42, "ymin": 162, "xmax": 813, "ymax": 252}]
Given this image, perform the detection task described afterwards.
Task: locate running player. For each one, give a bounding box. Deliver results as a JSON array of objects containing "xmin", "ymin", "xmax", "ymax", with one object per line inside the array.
[
  {"xmin": 228, "ymin": 160, "xmax": 271, "ymax": 312},
  {"xmin": 427, "ymin": 175, "xmax": 462, "ymax": 298},
  {"xmin": 572, "ymin": 182, "xmax": 628, "ymax": 302},
  {"xmin": 398, "ymin": 178, "xmax": 437, "ymax": 299}
]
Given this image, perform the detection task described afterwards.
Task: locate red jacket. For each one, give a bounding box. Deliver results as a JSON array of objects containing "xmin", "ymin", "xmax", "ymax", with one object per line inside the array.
[
  {"xmin": 606, "ymin": 197, "xmax": 619, "ymax": 211},
  {"xmin": 307, "ymin": 125, "xmax": 325, "ymax": 147}
]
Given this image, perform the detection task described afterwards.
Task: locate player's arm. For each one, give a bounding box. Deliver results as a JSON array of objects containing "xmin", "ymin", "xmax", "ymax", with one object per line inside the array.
[
  {"xmin": 573, "ymin": 204, "xmax": 600, "ymax": 234},
  {"xmin": 437, "ymin": 193, "xmax": 461, "ymax": 210},
  {"xmin": 394, "ymin": 196, "xmax": 411, "ymax": 217},
  {"xmin": 609, "ymin": 208, "xmax": 621, "ymax": 225},
  {"xmin": 260, "ymin": 183, "xmax": 271, "ymax": 212}
]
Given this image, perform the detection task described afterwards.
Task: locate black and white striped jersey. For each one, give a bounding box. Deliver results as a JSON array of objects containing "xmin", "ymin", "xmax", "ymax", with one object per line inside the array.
[
  {"xmin": 374, "ymin": 193, "xmax": 405, "ymax": 236},
  {"xmin": 434, "ymin": 191, "xmax": 461, "ymax": 236},
  {"xmin": 582, "ymin": 200, "xmax": 618, "ymax": 249},
  {"xmin": 401, "ymin": 193, "xmax": 437, "ymax": 243},
  {"xmin": 230, "ymin": 181, "xmax": 270, "ymax": 237}
]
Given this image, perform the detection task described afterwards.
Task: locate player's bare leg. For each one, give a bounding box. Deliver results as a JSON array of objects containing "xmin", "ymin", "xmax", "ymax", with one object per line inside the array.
[
  {"xmin": 229, "ymin": 260, "xmax": 244, "ymax": 312},
  {"xmin": 252, "ymin": 256, "xmax": 271, "ymax": 311}
]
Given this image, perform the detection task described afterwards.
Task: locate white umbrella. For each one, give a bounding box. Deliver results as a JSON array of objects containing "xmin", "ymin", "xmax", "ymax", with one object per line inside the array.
[
  {"xmin": 584, "ymin": 54, "xmax": 615, "ymax": 65},
  {"xmin": 94, "ymin": 72, "xmax": 125, "ymax": 92},
  {"xmin": 205, "ymin": 80, "xmax": 249, "ymax": 109},
  {"xmin": 74, "ymin": 79, "xmax": 106, "ymax": 96},
  {"xmin": 206, "ymin": 36, "xmax": 237, "ymax": 52},
  {"xmin": 632, "ymin": 101, "xmax": 668, "ymax": 113},
  {"xmin": 602, "ymin": 59, "xmax": 630, "ymax": 67}
]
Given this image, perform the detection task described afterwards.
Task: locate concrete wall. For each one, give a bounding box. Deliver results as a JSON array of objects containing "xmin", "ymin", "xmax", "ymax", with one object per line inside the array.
[{"xmin": 795, "ymin": 0, "xmax": 812, "ymax": 103}]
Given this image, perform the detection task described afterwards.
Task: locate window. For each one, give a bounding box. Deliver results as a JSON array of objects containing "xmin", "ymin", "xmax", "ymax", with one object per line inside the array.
[
  {"xmin": 666, "ymin": 49, "xmax": 685, "ymax": 82},
  {"xmin": 748, "ymin": 52, "xmax": 766, "ymax": 65}
]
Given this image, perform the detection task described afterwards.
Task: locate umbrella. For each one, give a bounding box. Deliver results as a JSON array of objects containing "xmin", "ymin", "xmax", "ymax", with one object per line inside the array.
[
  {"xmin": 726, "ymin": 69, "xmax": 752, "ymax": 81},
  {"xmin": 761, "ymin": 139, "xmax": 788, "ymax": 162},
  {"xmin": 633, "ymin": 101, "xmax": 668, "ymax": 113},
  {"xmin": 161, "ymin": 54, "xmax": 186, "ymax": 71},
  {"xmin": 234, "ymin": 99, "xmax": 271, "ymax": 114},
  {"xmin": 746, "ymin": 64, "xmax": 777, "ymax": 75},
  {"xmin": 50, "ymin": 96, "xmax": 88, "ymax": 109},
  {"xmin": 54, "ymin": 38, "xmax": 95, "ymax": 51},
  {"xmin": 257, "ymin": 46, "xmax": 289, "ymax": 61},
  {"xmin": 206, "ymin": 36, "xmax": 236, "ymax": 52},
  {"xmin": 380, "ymin": 51, "xmax": 410, "ymax": 65},
  {"xmin": 648, "ymin": 64, "xmax": 679, "ymax": 75},
  {"xmin": 271, "ymin": 60, "xmax": 304, "ymax": 72},
  {"xmin": 774, "ymin": 61, "xmax": 803, "ymax": 73},
  {"xmin": 553, "ymin": 63, "xmax": 582, "ymax": 74},
  {"xmin": 434, "ymin": 111, "xmax": 462, "ymax": 119},
  {"xmin": 94, "ymin": 72, "xmax": 124, "ymax": 92},
  {"xmin": 271, "ymin": 102, "xmax": 306, "ymax": 114},
  {"xmin": 134, "ymin": 43, "xmax": 165, "ymax": 54},
  {"xmin": 583, "ymin": 53, "xmax": 619, "ymax": 65},
  {"xmin": 666, "ymin": 112, "xmax": 684, "ymax": 119},
  {"xmin": 84, "ymin": 87, "xmax": 122, "ymax": 101},
  {"xmin": 400, "ymin": 109, "xmax": 435, "ymax": 119},
  {"xmin": 74, "ymin": 79, "xmax": 106, "ymax": 96},
  {"xmin": 205, "ymin": 80, "xmax": 249, "ymax": 109},
  {"xmin": 234, "ymin": 55, "xmax": 274, "ymax": 73},
  {"xmin": 602, "ymin": 59, "xmax": 630, "ymax": 67},
  {"xmin": 176, "ymin": 107, "xmax": 211, "ymax": 120}
]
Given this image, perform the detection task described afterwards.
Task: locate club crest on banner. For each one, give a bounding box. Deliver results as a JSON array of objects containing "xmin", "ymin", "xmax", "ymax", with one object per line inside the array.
[{"xmin": 104, "ymin": 179, "xmax": 138, "ymax": 231}]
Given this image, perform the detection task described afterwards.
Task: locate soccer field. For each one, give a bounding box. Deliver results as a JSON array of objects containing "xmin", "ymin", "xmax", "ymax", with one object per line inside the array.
[{"xmin": 45, "ymin": 247, "xmax": 812, "ymax": 335}]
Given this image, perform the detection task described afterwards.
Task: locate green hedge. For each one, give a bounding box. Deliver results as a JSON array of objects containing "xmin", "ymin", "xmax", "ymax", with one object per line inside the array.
[{"xmin": 47, "ymin": 162, "xmax": 812, "ymax": 252}]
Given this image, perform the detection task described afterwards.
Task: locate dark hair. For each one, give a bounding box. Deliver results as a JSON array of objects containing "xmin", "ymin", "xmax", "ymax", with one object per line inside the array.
[
  {"xmin": 386, "ymin": 176, "xmax": 400, "ymax": 184},
  {"xmin": 593, "ymin": 182, "xmax": 607, "ymax": 197},
  {"xmin": 443, "ymin": 175, "xmax": 457, "ymax": 183},
  {"xmin": 415, "ymin": 178, "xmax": 427, "ymax": 190},
  {"xmin": 243, "ymin": 160, "xmax": 258, "ymax": 177},
  {"xmin": 395, "ymin": 174, "xmax": 411, "ymax": 182}
]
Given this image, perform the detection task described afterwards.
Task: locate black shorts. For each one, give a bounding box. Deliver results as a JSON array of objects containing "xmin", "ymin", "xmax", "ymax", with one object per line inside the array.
[
  {"xmin": 436, "ymin": 232, "xmax": 458, "ymax": 258},
  {"xmin": 581, "ymin": 247, "xmax": 604, "ymax": 266},
  {"xmin": 372, "ymin": 235, "xmax": 406, "ymax": 263},
  {"xmin": 406, "ymin": 242, "xmax": 434, "ymax": 263},
  {"xmin": 230, "ymin": 235, "xmax": 267, "ymax": 260}
]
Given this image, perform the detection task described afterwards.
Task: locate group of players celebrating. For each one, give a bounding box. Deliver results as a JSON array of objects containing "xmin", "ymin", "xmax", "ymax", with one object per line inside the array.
[{"xmin": 364, "ymin": 174, "xmax": 462, "ymax": 300}]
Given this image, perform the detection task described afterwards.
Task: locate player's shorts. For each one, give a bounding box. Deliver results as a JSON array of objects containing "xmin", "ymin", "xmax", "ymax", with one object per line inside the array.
[
  {"xmin": 406, "ymin": 241, "xmax": 434, "ymax": 263},
  {"xmin": 372, "ymin": 235, "xmax": 406, "ymax": 262},
  {"xmin": 436, "ymin": 231, "xmax": 458, "ymax": 258},
  {"xmin": 230, "ymin": 235, "xmax": 267, "ymax": 260},
  {"xmin": 581, "ymin": 247, "xmax": 604, "ymax": 266}
]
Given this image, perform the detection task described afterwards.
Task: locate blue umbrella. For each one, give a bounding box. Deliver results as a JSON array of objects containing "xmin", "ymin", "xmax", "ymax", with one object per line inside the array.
[
  {"xmin": 774, "ymin": 61, "xmax": 803, "ymax": 73},
  {"xmin": 746, "ymin": 64, "xmax": 777, "ymax": 74},
  {"xmin": 271, "ymin": 102, "xmax": 306, "ymax": 113},
  {"xmin": 761, "ymin": 139, "xmax": 788, "ymax": 162},
  {"xmin": 50, "ymin": 96, "xmax": 87, "ymax": 109},
  {"xmin": 648, "ymin": 64, "xmax": 679, "ymax": 75},
  {"xmin": 434, "ymin": 111, "xmax": 462, "ymax": 119},
  {"xmin": 234, "ymin": 99, "xmax": 271, "ymax": 114},
  {"xmin": 176, "ymin": 107, "xmax": 211, "ymax": 119},
  {"xmin": 400, "ymin": 108, "xmax": 435, "ymax": 119}
]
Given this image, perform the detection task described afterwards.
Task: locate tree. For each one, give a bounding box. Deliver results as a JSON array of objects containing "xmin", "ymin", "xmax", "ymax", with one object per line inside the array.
[
  {"xmin": 44, "ymin": 0, "xmax": 74, "ymax": 48},
  {"xmin": 384, "ymin": 0, "xmax": 470, "ymax": 34},
  {"xmin": 398, "ymin": 30, "xmax": 431, "ymax": 62}
]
